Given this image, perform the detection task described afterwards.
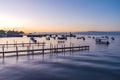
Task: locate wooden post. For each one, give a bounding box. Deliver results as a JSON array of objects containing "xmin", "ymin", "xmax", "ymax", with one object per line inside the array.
[
  {"xmin": 50, "ymin": 43, "xmax": 51, "ymax": 53},
  {"xmin": 51, "ymin": 44, "xmax": 53, "ymax": 53},
  {"xmin": 50, "ymin": 43, "xmax": 52, "ymax": 53},
  {"xmin": 29, "ymin": 41, "xmax": 31, "ymax": 47},
  {"xmin": 6, "ymin": 41, "xmax": 8, "ymax": 48},
  {"xmin": 22, "ymin": 42, "xmax": 24, "ymax": 47},
  {"xmin": 72, "ymin": 43, "xmax": 74, "ymax": 51},
  {"xmin": 38, "ymin": 42, "xmax": 39, "ymax": 47},
  {"xmin": 16, "ymin": 45, "xmax": 18, "ymax": 57},
  {"xmin": 32, "ymin": 46, "xmax": 34, "ymax": 55},
  {"xmin": 70, "ymin": 42, "xmax": 71, "ymax": 52},
  {"xmin": 61, "ymin": 45, "xmax": 63, "ymax": 52},
  {"xmin": 14, "ymin": 40, "xmax": 16, "ymax": 47},
  {"xmin": 27, "ymin": 46, "xmax": 29, "ymax": 55},
  {"xmin": 79, "ymin": 45, "xmax": 80, "ymax": 50},
  {"xmin": 2, "ymin": 45, "xmax": 5, "ymax": 58},
  {"xmin": 42, "ymin": 44, "xmax": 44, "ymax": 54},
  {"xmin": 64, "ymin": 44, "xmax": 65, "ymax": 52},
  {"xmin": 57, "ymin": 44, "xmax": 58, "ymax": 53},
  {"xmin": 54, "ymin": 45, "xmax": 56, "ymax": 53}
]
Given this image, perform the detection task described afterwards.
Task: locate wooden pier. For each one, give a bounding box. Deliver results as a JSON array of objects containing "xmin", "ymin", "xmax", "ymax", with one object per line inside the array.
[{"xmin": 0, "ymin": 42, "xmax": 89, "ymax": 58}]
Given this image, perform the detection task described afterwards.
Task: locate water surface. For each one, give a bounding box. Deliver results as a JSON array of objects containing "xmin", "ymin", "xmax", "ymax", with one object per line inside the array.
[{"xmin": 0, "ymin": 35, "xmax": 120, "ymax": 80}]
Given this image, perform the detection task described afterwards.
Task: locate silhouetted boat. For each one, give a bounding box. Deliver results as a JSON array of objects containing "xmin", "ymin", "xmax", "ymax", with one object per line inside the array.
[
  {"xmin": 46, "ymin": 37, "xmax": 50, "ymax": 40},
  {"xmin": 77, "ymin": 37, "xmax": 85, "ymax": 40},
  {"xmin": 66, "ymin": 32, "xmax": 76, "ymax": 37},
  {"xmin": 88, "ymin": 36, "xmax": 91, "ymax": 38},
  {"xmin": 95, "ymin": 38, "xmax": 109, "ymax": 44},
  {"xmin": 30, "ymin": 37, "xmax": 37, "ymax": 43},
  {"xmin": 111, "ymin": 37, "xmax": 115, "ymax": 40},
  {"xmin": 27, "ymin": 33, "xmax": 42, "ymax": 37},
  {"xmin": 58, "ymin": 36, "xmax": 67, "ymax": 40},
  {"xmin": 105, "ymin": 36, "xmax": 109, "ymax": 39}
]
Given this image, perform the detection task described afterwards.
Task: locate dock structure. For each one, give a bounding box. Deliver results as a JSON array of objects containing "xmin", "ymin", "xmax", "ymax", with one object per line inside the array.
[{"xmin": 0, "ymin": 42, "xmax": 89, "ymax": 58}]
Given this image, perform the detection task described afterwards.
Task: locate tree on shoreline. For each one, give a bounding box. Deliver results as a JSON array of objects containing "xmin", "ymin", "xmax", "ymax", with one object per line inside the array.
[
  {"xmin": 0, "ymin": 30, "xmax": 24, "ymax": 37},
  {"xmin": 0, "ymin": 30, "xmax": 5, "ymax": 35}
]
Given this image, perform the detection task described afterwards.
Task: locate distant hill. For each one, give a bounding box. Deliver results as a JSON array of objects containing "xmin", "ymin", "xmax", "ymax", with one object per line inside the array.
[{"xmin": 76, "ymin": 31, "xmax": 120, "ymax": 35}]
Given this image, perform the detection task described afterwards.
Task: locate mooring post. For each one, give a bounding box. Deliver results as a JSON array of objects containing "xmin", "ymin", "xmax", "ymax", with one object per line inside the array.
[{"xmin": 2, "ymin": 45, "xmax": 5, "ymax": 58}]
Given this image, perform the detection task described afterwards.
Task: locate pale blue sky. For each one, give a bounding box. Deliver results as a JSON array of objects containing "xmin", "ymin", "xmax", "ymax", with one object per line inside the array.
[{"xmin": 0, "ymin": 0, "xmax": 120, "ymax": 32}]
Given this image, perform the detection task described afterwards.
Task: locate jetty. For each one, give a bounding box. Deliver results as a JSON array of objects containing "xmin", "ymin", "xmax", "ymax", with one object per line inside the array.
[{"xmin": 0, "ymin": 42, "xmax": 89, "ymax": 58}]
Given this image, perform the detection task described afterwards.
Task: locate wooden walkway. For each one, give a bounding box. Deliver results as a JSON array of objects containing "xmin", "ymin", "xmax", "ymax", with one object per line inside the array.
[{"xmin": 0, "ymin": 42, "xmax": 89, "ymax": 58}]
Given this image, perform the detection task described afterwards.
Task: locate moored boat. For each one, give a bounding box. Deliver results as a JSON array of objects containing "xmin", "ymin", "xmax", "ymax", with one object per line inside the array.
[{"xmin": 95, "ymin": 38, "xmax": 109, "ymax": 44}]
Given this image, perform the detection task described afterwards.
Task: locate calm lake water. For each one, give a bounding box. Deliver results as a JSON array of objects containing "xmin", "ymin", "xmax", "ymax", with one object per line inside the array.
[{"xmin": 0, "ymin": 35, "xmax": 120, "ymax": 80}]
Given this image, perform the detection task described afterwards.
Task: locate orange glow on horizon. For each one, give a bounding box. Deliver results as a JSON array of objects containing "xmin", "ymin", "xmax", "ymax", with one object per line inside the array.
[{"xmin": 1, "ymin": 24, "xmax": 118, "ymax": 33}]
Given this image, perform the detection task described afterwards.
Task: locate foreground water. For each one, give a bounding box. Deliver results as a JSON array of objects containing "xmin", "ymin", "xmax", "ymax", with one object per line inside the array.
[{"xmin": 0, "ymin": 35, "xmax": 120, "ymax": 80}]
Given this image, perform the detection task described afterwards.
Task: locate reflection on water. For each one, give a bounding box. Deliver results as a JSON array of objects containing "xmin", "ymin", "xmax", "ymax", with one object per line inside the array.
[{"xmin": 0, "ymin": 35, "xmax": 120, "ymax": 80}]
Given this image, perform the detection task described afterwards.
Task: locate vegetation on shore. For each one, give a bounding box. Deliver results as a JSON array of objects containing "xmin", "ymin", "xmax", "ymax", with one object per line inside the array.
[{"xmin": 0, "ymin": 30, "xmax": 24, "ymax": 37}]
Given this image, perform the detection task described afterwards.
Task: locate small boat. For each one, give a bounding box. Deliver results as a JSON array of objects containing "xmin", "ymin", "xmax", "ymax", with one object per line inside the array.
[
  {"xmin": 57, "ymin": 36, "xmax": 67, "ymax": 40},
  {"xmin": 46, "ymin": 37, "xmax": 50, "ymax": 40},
  {"xmin": 66, "ymin": 32, "xmax": 76, "ymax": 37},
  {"xmin": 95, "ymin": 38, "xmax": 109, "ymax": 44},
  {"xmin": 53, "ymin": 37, "xmax": 56, "ymax": 39},
  {"xmin": 111, "ymin": 37, "xmax": 115, "ymax": 40},
  {"xmin": 77, "ymin": 37, "xmax": 82, "ymax": 39},
  {"xmin": 88, "ymin": 36, "xmax": 91, "ymax": 38},
  {"xmin": 77, "ymin": 37, "xmax": 85, "ymax": 40},
  {"xmin": 30, "ymin": 37, "xmax": 37, "ymax": 43},
  {"xmin": 105, "ymin": 36, "xmax": 109, "ymax": 39}
]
